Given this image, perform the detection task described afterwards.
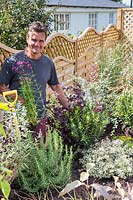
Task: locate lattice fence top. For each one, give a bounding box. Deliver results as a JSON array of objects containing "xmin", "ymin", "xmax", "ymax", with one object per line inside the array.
[
  {"xmin": 102, "ymin": 25, "xmax": 121, "ymax": 47},
  {"xmin": 0, "ymin": 24, "xmax": 121, "ymax": 68},
  {"xmin": 117, "ymin": 8, "xmax": 133, "ymax": 45},
  {"xmin": 43, "ymin": 24, "xmax": 121, "ymax": 60},
  {"xmin": 77, "ymin": 27, "xmax": 101, "ymax": 57},
  {"xmin": 44, "ymin": 33, "xmax": 76, "ymax": 60}
]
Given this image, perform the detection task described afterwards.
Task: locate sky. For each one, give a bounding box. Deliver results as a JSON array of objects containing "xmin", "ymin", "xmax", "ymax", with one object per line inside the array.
[{"xmin": 122, "ymin": 0, "xmax": 131, "ymax": 5}]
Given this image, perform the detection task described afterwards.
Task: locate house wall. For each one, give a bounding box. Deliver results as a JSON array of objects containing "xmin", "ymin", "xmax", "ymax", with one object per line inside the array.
[{"xmin": 48, "ymin": 6, "xmax": 117, "ymax": 36}]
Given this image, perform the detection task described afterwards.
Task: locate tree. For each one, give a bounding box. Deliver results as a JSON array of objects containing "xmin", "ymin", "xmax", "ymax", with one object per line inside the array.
[{"xmin": 0, "ymin": 0, "xmax": 53, "ymax": 49}]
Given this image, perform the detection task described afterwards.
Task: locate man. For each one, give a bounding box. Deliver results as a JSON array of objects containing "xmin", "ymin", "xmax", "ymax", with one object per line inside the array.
[{"xmin": 0, "ymin": 21, "xmax": 70, "ymax": 119}]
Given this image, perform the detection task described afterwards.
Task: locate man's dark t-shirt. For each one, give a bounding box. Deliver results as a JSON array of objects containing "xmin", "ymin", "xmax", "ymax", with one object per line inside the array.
[{"xmin": 0, "ymin": 51, "xmax": 59, "ymax": 117}]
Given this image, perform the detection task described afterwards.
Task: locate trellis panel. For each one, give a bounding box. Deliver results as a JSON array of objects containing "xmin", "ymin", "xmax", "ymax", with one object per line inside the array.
[
  {"xmin": 44, "ymin": 33, "xmax": 76, "ymax": 60},
  {"xmin": 77, "ymin": 28, "xmax": 101, "ymax": 57},
  {"xmin": 102, "ymin": 25, "xmax": 121, "ymax": 47},
  {"xmin": 117, "ymin": 8, "xmax": 133, "ymax": 45},
  {"xmin": 0, "ymin": 42, "xmax": 19, "ymax": 67}
]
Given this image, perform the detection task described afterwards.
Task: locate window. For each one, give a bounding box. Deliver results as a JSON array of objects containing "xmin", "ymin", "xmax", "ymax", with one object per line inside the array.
[
  {"xmin": 109, "ymin": 13, "xmax": 114, "ymax": 24},
  {"xmin": 54, "ymin": 13, "xmax": 70, "ymax": 31},
  {"xmin": 88, "ymin": 13, "xmax": 97, "ymax": 29}
]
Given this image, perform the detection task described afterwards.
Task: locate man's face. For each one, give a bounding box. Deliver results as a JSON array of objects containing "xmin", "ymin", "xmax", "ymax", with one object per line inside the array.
[{"xmin": 27, "ymin": 31, "xmax": 46, "ymax": 54}]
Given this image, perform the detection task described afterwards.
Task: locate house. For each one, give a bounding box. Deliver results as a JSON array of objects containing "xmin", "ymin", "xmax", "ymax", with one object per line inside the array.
[{"xmin": 46, "ymin": 0, "xmax": 128, "ymax": 36}]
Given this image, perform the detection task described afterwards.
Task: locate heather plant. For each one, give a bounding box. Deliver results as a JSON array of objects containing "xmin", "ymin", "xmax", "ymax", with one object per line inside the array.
[
  {"xmin": 18, "ymin": 128, "xmax": 73, "ymax": 193},
  {"xmin": 81, "ymin": 138, "xmax": 133, "ymax": 179},
  {"xmin": 11, "ymin": 57, "xmax": 46, "ymax": 126}
]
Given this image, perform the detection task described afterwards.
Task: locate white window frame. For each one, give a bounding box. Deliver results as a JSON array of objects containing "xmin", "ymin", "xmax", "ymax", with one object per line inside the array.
[
  {"xmin": 109, "ymin": 12, "xmax": 114, "ymax": 24},
  {"xmin": 88, "ymin": 13, "xmax": 97, "ymax": 29},
  {"xmin": 54, "ymin": 13, "xmax": 70, "ymax": 31}
]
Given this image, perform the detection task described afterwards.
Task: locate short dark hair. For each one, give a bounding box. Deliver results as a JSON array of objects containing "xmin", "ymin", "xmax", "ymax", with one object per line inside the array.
[{"xmin": 28, "ymin": 21, "xmax": 47, "ymax": 38}]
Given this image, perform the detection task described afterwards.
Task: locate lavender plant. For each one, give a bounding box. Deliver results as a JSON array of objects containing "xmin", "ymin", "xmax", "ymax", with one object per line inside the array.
[{"xmin": 18, "ymin": 128, "xmax": 73, "ymax": 193}]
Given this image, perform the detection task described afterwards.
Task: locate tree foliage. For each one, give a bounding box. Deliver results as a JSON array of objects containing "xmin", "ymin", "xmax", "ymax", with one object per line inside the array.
[{"xmin": 0, "ymin": 0, "xmax": 53, "ymax": 49}]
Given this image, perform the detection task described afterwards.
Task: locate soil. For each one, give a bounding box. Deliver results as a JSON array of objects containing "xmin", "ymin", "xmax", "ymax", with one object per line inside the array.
[{"xmin": 1, "ymin": 160, "xmax": 132, "ymax": 200}]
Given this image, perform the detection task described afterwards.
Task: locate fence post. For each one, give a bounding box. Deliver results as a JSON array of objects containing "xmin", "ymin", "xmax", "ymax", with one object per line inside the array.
[
  {"xmin": 117, "ymin": 8, "xmax": 123, "ymax": 31},
  {"xmin": 74, "ymin": 37, "xmax": 78, "ymax": 77}
]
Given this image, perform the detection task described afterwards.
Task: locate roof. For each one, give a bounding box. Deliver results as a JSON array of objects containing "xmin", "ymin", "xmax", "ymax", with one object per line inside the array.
[{"xmin": 47, "ymin": 0, "xmax": 128, "ymax": 8}]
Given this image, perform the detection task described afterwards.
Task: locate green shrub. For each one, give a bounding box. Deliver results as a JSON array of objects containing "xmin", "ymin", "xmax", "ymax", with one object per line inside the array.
[
  {"xmin": 66, "ymin": 101, "xmax": 109, "ymax": 148},
  {"xmin": 112, "ymin": 91, "xmax": 133, "ymax": 130},
  {"xmin": 81, "ymin": 138, "xmax": 133, "ymax": 179},
  {"xmin": 18, "ymin": 129, "xmax": 73, "ymax": 193}
]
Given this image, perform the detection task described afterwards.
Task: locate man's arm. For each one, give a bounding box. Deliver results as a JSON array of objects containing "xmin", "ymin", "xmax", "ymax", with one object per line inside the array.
[{"xmin": 50, "ymin": 84, "xmax": 70, "ymax": 110}]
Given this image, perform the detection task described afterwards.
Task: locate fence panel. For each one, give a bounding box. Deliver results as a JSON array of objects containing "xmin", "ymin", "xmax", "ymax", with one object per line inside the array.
[
  {"xmin": 117, "ymin": 8, "xmax": 133, "ymax": 45},
  {"xmin": 0, "ymin": 42, "xmax": 19, "ymax": 67},
  {"xmin": 44, "ymin": 33, "xmax": 76, "ymax": 60}
]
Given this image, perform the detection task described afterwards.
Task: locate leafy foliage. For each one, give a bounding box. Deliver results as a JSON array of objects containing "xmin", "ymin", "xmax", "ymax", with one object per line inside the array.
[
  {"xmin": 47, "ymin": 84, "xmax": 109, "ymax": 150},
  {"xmin": 0, "ymin": 167, "xmax": 12, "ymax": 200},
  {"xmin": 0, "ymin": 0, "xmax": 53, "ymax": 49},
  {"xmin": 0, "ymin": 103, "xmax": 31, "ymax": 175},
  {"xmin": 88, "ymin": 43, "xmax": 133, "ymax": 138},
  {"xmin": 66, "ymin": 102, "xmax": 109, "ymax": 148},
  {"xmin": 112, "ymin": 91, "xmax": 133, "ymax": 131},
  {"xmin": 18, "ymin": 129, "xmax": 73, "ymax": 193}
]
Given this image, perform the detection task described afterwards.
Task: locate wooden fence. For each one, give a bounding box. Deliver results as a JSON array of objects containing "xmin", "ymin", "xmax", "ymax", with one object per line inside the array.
[
  {"xmin": 0, "ymin": 8, "xmax": 133, "ymax": 96},
  {"xmin": 117, "ymin": 8, "xmax": 133, "ymax": 45},
  {"xmin": 44, "ymin": 25, "xmax": 121, "ymax": 85}
]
